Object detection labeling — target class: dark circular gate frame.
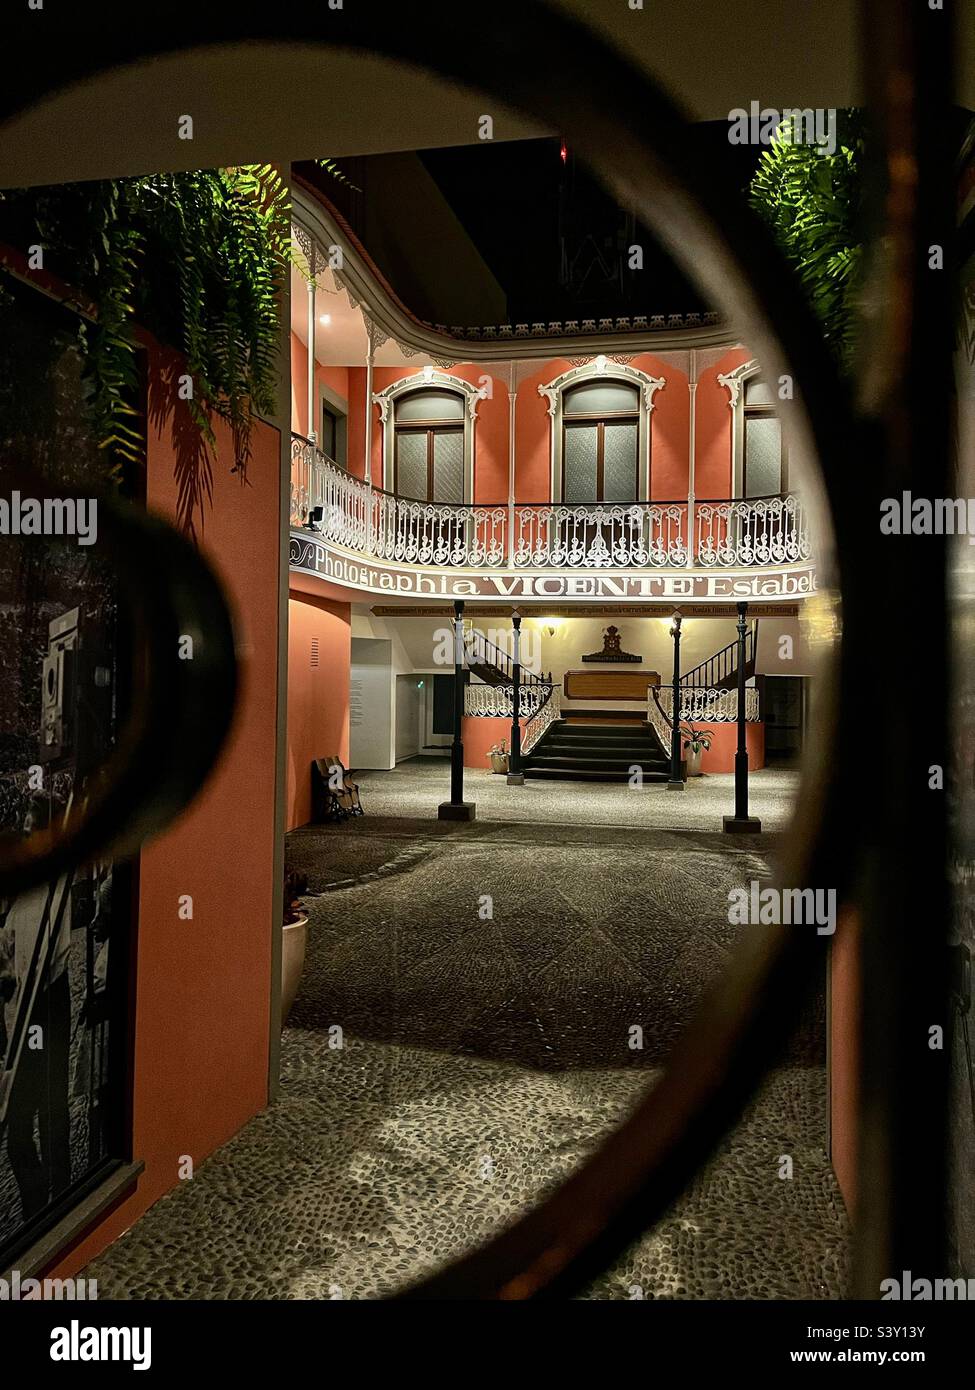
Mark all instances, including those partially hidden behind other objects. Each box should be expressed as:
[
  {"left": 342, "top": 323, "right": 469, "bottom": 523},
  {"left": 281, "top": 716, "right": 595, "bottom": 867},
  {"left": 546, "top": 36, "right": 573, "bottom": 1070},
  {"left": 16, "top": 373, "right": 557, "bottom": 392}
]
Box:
[{"left": 0, "top": 0, "right": 952, "bottom": 1299}]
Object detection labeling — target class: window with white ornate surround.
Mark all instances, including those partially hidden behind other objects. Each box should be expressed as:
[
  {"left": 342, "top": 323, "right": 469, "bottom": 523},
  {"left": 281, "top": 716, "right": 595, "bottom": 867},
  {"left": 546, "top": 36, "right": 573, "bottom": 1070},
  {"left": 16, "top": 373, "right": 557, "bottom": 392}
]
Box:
[
  {"left": 716, "top": 358, "right": 789, "bottom": 499},
  {"left": 374, "top": 369, "right": 487, "bottom": 500},
  {"left": 538, "top": 357, "right": 665, "bottom": 503}
]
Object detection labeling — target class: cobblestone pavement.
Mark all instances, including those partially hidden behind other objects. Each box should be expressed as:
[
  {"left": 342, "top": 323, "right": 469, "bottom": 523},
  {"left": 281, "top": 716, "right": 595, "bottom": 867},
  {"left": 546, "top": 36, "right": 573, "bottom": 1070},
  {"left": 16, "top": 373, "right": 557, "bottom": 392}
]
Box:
[
  {"left": 85, "top": 771, "right": 850, "bottom": 1300},
  {"left": 349, "top": 759, "right": 799, "bottom": 834}
]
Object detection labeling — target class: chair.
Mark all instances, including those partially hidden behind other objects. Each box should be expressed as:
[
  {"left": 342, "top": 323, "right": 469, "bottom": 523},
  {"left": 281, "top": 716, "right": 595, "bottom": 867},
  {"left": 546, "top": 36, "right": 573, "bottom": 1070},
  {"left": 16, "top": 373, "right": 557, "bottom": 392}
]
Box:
[{"left": 312, "top": 757, "right": 363, "bottom": 821}]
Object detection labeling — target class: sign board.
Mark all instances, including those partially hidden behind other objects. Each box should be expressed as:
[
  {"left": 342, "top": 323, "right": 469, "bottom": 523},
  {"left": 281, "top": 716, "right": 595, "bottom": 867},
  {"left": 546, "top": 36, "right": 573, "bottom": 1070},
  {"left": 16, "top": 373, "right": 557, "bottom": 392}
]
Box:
[{"left": 290, "top": 533, "right": 817, "bottom": 606}]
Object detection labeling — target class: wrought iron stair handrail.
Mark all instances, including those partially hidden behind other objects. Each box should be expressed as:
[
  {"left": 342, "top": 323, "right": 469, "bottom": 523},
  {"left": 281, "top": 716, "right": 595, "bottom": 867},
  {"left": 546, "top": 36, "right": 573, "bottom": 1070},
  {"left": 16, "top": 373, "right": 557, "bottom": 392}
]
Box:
[
  {"left": 522, "top": 685, "right": 562, "bottom": 754},
  {"left": 653, "top": 685, "right": 761, "bottom": 725},
  {"left": 681, "top": 621, "right": 758, "bottom": 690},
  {"left": 463, "top": 624, "right": 552, "bottom": 694},
  {"left": 464, "top": 681, "right": 556, "bottom": 720},
  {"left": 463, "top": 624, "right": 559, "bottom": 738}
]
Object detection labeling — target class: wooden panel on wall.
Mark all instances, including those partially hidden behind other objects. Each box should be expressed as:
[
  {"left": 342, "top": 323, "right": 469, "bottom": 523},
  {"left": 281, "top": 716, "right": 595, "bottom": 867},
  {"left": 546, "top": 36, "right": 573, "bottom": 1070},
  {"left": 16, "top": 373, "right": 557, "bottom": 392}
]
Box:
[{"left": 563, "top": 669, "right": 661, "bottom": 700}]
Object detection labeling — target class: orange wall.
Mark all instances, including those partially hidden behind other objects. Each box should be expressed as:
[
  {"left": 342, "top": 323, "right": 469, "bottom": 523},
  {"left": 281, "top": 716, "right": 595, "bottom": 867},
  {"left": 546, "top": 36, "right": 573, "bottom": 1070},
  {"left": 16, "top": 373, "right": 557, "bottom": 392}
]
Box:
[
  {"left": 287, "top": 592, "right": 351, "bottom": 829},
  {"left": 830, "top": 908, "right": 860, "bottom": 1216},
  {"left": 515, "top": 357, "right": 569, "bottom": 503},
  {"left": 330, "top": 353, "right": 748, "bottom": 506},
  {"left": 56, "top": 339, "right": 282, "bottom": 1277},
  {"left": 290, "top": 332, "right": 349, "bottom": 440},
  {"left": 462, "top": 714, "right": 526, "bottom": 769},
  {"left": 694, "top": 720, "right": 765, "bottom": 773},
  {"left": 635, "top": 352, "right": 688, "bottom": 500},
  {"left": 696, "top": 346, "right": 752, "bottom": 500}
]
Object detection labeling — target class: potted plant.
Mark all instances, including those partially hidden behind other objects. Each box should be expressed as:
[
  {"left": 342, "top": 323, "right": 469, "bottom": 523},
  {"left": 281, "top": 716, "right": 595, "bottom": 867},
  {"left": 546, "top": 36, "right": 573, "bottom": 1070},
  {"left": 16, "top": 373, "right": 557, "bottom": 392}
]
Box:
[
  {"left": 487, "top": 738, "right": 509, "bottom": 774},
  {"left": 282, "top": 867, "right": 309, "bottom": 1024},
  {"left": 680, "top": 723, "right": 712, "bottom": 778}
]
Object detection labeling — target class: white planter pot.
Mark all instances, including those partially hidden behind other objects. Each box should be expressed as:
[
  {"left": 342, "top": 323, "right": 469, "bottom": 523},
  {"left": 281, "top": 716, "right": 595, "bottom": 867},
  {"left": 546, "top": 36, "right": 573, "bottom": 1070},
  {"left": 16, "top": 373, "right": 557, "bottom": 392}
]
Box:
[
  {"left": 685, "top": 745, "right": 704, "bottom": 777},
  {"left": 282, "top": 912, "right": 308, "bottom": 1024}
]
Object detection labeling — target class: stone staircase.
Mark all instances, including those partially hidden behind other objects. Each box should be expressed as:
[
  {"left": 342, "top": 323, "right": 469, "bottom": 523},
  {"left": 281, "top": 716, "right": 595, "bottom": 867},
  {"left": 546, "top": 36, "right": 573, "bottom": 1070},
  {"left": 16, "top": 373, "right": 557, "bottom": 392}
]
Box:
[{"left": 522, "top": 716, "right": 670, "bottom": 783}]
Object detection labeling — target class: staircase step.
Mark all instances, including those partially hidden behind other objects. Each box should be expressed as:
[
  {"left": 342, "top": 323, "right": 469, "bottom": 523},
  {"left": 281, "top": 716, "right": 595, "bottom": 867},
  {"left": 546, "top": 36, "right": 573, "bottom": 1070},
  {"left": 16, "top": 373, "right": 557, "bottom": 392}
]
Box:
[
  {"left": 559, "top": 707, "right": 648, "bottom": 721},
  {"left": 551, "top": 724, "right": 652, "bottom": 740},
  {"left": 526, "top": 755, "right": 668, "bottom": 770},
  {"left": 523, "top": 767, "right": 670, "bottom": 783},
  {"left": 543, "top": 742, "right": 661, "bottom": 758}
]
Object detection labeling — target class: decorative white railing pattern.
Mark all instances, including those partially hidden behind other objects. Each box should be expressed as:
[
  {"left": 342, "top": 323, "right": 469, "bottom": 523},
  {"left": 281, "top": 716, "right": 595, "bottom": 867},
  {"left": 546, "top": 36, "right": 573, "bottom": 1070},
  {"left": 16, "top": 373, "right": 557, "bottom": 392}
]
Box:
[
  {"left": 511, "top": 502, "right": 686, "bottom": 568},
  {"left": 647, "top": 688, "right": 673, "bottom": 751},
  {"left": 371, "top": 493, "right": 508, "bottom": 567},
  {"left": 694, "top": 494, "right": 809, "bottom": 567},
  {"left": 523, "top": 686, "right": 561, "bottom": 754},
  {"left": 291, "top": 433, "right": 326, "bottom": 527},
  {"left": 465, "top": 683, "right": 555, "bottom": 719},
  {"left": 291, "top": 436, "right": 508, "bottom": 567},
  {"left": 651, "top": 686, "right": 761, "bottom": 725},
  {"left": 292, "top": 435, "right": 810, "bottom": 571}
]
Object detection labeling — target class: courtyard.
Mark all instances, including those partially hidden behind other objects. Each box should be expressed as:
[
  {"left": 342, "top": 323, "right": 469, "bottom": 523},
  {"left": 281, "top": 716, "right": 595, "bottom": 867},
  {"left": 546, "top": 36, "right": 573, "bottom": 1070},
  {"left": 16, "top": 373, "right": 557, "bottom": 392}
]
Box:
[{"left": 82, "top": 765, "right": 849, "bottom": 1299}]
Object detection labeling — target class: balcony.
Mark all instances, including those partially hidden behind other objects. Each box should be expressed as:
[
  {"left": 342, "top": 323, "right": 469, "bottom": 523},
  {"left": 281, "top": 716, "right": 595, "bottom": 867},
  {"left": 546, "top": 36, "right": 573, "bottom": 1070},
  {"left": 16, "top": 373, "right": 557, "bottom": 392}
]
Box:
[{"left": 289, "top": 435, "right": 816, "bottom": 604}]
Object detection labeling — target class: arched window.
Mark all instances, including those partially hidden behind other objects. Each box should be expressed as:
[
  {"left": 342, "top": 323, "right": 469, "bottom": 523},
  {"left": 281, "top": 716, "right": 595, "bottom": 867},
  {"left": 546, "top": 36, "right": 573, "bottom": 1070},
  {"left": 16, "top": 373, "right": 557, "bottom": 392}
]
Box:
[
  {"left": 562, "top": 380, "right": 640, "bottom": 503},
  {"left": 393, "top": 388, "right": 465, "bottom": 502},
  {"left": 375, "top": 370, "right": 483, "bottom": 500},
  {"left": 538, "top": 360, "right": 664, "bottom": 504},
  {"left": 718, "top": 360, "right": 790, "bottom": 500}
]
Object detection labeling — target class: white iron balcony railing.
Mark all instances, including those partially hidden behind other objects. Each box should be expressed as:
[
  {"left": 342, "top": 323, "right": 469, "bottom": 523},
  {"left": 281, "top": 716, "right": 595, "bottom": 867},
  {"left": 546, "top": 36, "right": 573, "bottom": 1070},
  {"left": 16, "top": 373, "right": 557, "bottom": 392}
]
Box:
[{"left": 291, "top": 435, "right": 810, "bottom": 571}]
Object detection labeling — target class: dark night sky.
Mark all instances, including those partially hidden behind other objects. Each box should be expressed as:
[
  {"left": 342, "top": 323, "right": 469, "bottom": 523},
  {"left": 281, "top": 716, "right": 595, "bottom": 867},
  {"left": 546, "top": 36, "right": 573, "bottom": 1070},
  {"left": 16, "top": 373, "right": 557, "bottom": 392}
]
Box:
[
  {"left": 306, "top": 124, "right": 766, "bottom": 327},
  {"left": 416, "top": 125, "right": 763, "bottom": 324}
]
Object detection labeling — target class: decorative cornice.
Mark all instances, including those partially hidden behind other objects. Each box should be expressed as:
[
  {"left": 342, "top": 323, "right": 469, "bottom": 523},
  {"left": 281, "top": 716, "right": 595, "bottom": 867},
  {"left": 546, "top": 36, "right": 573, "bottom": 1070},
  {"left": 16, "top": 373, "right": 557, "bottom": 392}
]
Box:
[
  {"left": 429, "top": 312, "right": 722, "bottom": 342},
  {"left": 538, "top": 356, "right": 666, "bottom": 416},
  {"left": 717, "top": 358, "right": 760, "bottom": 408},
  {"left": 361, "top": 310, "right": 389, "bottom": 354},
  {"left": 373, "top": 366, "right": 488, "bottom": 421}
]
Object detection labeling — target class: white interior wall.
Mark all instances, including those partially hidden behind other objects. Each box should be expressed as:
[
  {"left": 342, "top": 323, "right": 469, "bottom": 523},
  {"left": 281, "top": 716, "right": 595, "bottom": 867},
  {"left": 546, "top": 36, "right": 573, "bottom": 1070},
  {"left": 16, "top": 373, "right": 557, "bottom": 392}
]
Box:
[
  {"left": 352, "top": 610, "right": 814, "bottom": 726},
  {"left": 350, "top": 636, "right": 394, "bottom": 769},
  {"left": 756, "top": 616, "right": 817, "bottom": 676},
  {"left": 395, "top": 675, "right": 424, "bottom": 761}
]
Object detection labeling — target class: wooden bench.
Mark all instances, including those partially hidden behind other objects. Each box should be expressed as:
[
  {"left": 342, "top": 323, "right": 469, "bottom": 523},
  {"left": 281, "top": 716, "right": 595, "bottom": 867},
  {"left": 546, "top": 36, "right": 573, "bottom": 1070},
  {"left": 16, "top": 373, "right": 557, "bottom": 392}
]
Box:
[{"left": 311, "top": 757, "right": 364, "bottom": 822}]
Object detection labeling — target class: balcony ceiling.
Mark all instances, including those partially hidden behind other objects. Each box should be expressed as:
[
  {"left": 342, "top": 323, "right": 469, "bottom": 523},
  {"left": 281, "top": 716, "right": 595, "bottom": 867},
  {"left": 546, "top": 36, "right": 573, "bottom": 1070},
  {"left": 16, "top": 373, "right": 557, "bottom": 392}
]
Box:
[{"left": 290, "top": 260, "right": 420, "bottom": 369}]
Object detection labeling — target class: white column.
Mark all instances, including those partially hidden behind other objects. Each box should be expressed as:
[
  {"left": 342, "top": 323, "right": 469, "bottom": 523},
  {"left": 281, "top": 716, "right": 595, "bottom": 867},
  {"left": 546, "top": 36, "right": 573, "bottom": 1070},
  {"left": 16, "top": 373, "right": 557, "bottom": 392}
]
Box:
[
  {"left": 364, "top": 339, "right": 375, "bottom": 551},
  {"left": 686, "top": 349, "right": 698, "bottom": 567},
  {"left": 306, "top": 276, "right": 316, "bottom": 444},
  {"left": 507, "top": 362, "right": 516, "bottom": 567}
]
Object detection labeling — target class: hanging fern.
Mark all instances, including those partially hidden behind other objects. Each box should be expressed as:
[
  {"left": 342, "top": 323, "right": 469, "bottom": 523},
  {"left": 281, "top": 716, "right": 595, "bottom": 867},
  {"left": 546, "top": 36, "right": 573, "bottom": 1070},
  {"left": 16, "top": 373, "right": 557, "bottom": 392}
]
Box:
[
  {"left": 1, "top": 165, "right": 296, "bottom": 484},
  {"left": 314, "top": 157, "right": 360, "bottom": 191},
  {"left": 749, "top": 111, "right": 865, "bottom": 371}
]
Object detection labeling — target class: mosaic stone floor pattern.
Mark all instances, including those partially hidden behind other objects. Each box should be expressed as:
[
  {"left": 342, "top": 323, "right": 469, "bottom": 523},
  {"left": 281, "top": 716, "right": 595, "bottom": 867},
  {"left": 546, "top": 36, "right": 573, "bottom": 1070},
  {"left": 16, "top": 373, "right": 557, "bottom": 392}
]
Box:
[{"left": 84, "top": 794, "right": 850, "bottom": 1300}]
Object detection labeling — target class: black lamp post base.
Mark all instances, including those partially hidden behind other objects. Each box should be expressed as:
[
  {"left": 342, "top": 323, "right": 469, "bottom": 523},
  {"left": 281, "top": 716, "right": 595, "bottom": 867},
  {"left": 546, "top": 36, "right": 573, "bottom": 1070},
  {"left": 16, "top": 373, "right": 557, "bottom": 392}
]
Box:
[
  {"left": 666, "top": 779, "right": 685, "bottom": 792},
  {"left": 506, "top": 771, "right": 525, "bottom": 786},
  {"left": 438, "top": 801, "right": 477, "bottom": 821},
  {"left": 723, "top": 814, "right": 762, "bottom": 834}
]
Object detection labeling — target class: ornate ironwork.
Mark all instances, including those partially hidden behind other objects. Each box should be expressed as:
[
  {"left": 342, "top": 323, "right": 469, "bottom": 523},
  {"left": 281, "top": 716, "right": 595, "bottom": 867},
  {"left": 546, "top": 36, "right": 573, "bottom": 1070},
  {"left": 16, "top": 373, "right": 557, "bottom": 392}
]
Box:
[
  {"left": 464, "top": 682, "right": 554, "bottom": 719},
  {"left": 695, "top": 494, "right": 809, "bottom": 567},
  {"left": 652, "top": 685, "right": 760, "bottom": 725},
  {"left": 522, "top": 685, "right": 561, "bottom": 754},
  {"left": 511, "top": 502, "right": 688, "bottom": 568},
  {"left": 293, "top": 435, "right": 810, "bottom": 574}
]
